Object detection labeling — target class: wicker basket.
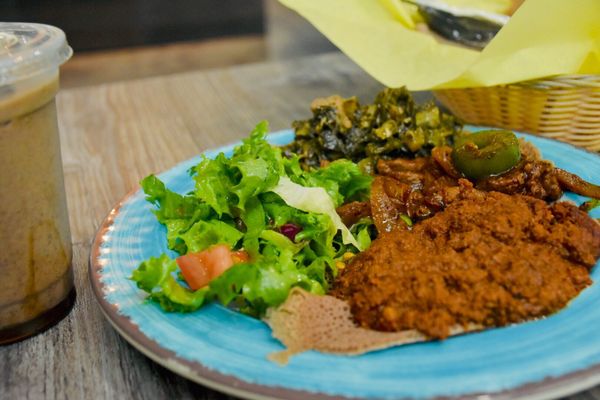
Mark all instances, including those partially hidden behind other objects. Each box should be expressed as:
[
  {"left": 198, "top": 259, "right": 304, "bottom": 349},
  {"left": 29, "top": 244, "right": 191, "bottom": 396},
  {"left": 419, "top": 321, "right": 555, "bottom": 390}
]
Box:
[{"left": 433, "top": 75, "right": 600, "bottom": 151}]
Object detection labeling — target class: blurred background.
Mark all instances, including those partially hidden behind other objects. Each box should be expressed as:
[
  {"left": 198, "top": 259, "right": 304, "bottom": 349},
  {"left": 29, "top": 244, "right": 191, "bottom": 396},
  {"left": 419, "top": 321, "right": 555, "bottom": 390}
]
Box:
[{"left": 2, "top": 0, "right": 338, "bottom": 88}]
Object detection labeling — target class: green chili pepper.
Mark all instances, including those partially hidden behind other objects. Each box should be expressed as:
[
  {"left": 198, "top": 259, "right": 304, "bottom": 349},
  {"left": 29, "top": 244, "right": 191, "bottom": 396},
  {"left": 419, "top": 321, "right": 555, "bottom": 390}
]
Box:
[
  {"left": 399, "top": 214, "right": 413, "bottom": 227},
  {"left": 452, "top": 130, "right": 521, "bottom": 180},
  {"left": 580, "top": 198, "right": 600, "bottom": 213}
]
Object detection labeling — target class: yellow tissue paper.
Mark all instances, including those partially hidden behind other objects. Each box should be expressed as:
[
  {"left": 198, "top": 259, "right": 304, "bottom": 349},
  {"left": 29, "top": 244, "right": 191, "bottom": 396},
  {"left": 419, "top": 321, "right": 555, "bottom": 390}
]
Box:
[
  {"left": 378, "top": 0, "right": 419, "bottom": 28},
  {"left": 278, "top": 0, "right": 600, "bottom": 90},
  {"left": 442, "top": 0, "right": 513, "bottom": 15}
]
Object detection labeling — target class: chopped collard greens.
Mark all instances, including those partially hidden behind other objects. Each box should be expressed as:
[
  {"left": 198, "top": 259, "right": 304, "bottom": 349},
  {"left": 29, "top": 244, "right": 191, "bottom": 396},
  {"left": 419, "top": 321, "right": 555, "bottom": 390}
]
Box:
[{"left": 282, "top": 87, "right": 463, "bottom": 171}]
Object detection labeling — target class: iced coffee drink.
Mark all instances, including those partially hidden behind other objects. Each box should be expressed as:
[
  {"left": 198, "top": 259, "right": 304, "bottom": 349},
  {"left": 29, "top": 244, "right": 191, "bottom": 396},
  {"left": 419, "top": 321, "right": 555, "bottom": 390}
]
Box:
[{"left": 0, "top": 23, "right": 74, "bottom": 344}]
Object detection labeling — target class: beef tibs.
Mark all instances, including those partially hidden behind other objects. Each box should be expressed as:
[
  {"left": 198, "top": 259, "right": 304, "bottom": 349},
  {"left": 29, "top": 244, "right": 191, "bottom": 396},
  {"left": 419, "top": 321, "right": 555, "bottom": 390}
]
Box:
[
  {"left": 371, "top": 150, "right": 460, "bottom": 233},
  {"left": 336, "top": 201, "right": 371, "bottom": 227},
  {"left": 332, "top": 181, "right": 600, "bottom": 339},
  {"left": 353, "top": 140, "right": 600, "bottom": 233}
]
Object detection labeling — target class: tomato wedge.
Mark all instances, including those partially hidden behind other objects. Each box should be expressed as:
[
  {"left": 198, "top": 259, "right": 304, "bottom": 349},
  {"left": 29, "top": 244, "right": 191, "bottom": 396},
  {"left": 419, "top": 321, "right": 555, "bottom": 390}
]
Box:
[
  {"left": 231, "top": 250, "right": 249, "bottom": 264},
  {"left": 176, "top": 253, "right": 211, "bottom": 290},
  {"left": 176, "top": 245, "right": 249, "bottom": 290},
  {"left": 205, "top": 244, "right": 235, "bottom": 277}
]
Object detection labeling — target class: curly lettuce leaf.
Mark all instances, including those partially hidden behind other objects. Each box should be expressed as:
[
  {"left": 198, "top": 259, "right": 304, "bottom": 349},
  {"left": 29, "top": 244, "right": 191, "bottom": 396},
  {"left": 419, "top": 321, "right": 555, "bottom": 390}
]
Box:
[
  {"left": 240, "top": 196, "right": 266, "bottom": 258},
  {"left": 141, "top": 175, "right": 210, "bottom": 222},
  {"left": 141, "top": 175, "right": 214, "bottom": 254},
  {"left": 301, "top": 159, "right": 373, "bottom": 207},
  {"left": 194, "top": 153, "right": 236, "bottom": 216},
  {"left": 352, "top": 217, "right": 375, "bottom": 251},
  {"left": 178, "top": 219, "right": 243, "bottom": 253},
  {"left": 229, "top": 122, "right": 285, "bottom": 208},
  {"left": 193, "top": 121, "right": 285, "bottom": 215},
  {"left": 164, "top": 219, "right": 189, "bottom": 255},
  {"left": 259, "top": 229, "right": 305, "bottom": 255},
  {"left": 149, "top": 278, "right": 208, "bottom": 313}
]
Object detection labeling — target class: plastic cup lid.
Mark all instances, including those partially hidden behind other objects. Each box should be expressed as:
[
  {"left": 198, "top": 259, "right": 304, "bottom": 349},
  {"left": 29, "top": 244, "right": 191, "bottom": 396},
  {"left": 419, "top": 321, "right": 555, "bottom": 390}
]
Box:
[{"left": 0, "top": 23, "right": 72, "bottom": 86}]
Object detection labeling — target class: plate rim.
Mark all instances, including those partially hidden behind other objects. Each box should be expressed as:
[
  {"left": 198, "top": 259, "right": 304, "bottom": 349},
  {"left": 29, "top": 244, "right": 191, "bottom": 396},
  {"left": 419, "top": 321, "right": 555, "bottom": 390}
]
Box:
[{"left": 89, "top": 130, "right": 600, "bottom": 400}]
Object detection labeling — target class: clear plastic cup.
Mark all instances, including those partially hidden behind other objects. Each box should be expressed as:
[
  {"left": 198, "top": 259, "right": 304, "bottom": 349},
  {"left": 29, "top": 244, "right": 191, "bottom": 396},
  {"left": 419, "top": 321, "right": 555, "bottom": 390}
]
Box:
[{"left": 0, "top": 23, "right": 74, "bottom": 344}]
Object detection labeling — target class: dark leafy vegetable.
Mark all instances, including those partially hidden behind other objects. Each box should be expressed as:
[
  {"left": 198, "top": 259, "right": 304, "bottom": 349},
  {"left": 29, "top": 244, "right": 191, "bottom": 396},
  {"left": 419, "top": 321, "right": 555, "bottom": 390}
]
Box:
[
  {"left": 282, "top": 87, "right": 462, "bottom": 170},
  {"left": 452, "top": 130, "right": 521, "bottom": 180}
]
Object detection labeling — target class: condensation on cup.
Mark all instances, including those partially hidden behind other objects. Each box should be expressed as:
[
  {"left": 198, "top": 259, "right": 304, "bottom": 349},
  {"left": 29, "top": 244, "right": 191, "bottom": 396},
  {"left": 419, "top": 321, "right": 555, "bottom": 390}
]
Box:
[{"left": 0, "top": 23, "right": 74, "bottom": 344}]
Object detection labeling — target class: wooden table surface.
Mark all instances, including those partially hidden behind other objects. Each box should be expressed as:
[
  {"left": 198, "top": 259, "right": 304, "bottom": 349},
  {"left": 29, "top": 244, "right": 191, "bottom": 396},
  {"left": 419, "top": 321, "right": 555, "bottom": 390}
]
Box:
[{"left": 1, "top": 52, "right": 599, "bottom": 400}]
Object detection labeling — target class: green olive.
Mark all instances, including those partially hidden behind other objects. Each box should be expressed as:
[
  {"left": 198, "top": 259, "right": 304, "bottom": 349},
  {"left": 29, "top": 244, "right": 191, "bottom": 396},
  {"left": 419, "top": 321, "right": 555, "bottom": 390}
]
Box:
[{"left": 452, "top": 130, "right": 521, "bottom": 180}]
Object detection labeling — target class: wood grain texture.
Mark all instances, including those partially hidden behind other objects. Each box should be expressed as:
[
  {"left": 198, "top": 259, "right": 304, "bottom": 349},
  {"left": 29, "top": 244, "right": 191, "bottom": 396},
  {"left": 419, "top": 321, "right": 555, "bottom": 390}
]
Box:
[
  {"left": 60, "top": 36, "right": 267, "bottom": 89},
  {"left": 0, "top": 52, "right": 598, "bottom": 400}
]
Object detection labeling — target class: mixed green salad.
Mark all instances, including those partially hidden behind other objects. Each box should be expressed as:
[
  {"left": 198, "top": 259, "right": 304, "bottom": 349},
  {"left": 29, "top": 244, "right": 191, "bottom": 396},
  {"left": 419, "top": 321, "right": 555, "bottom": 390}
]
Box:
[{"left": 131, "top": 121, "right": 374, "bottom": 316}]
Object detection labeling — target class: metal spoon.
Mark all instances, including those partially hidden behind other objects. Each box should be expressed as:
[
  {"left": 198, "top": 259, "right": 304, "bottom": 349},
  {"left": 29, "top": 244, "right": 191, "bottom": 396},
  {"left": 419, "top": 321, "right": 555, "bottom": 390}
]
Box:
[{"left": 404, "top": 0, "right": 509, "bottom": 49}]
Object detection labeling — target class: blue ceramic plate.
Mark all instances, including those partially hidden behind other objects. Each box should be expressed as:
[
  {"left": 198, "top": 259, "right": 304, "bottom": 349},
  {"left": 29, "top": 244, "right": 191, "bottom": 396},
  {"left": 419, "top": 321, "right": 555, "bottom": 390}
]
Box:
[{"left": 90, "top": 128, "right": 600, "bottom": 400}]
